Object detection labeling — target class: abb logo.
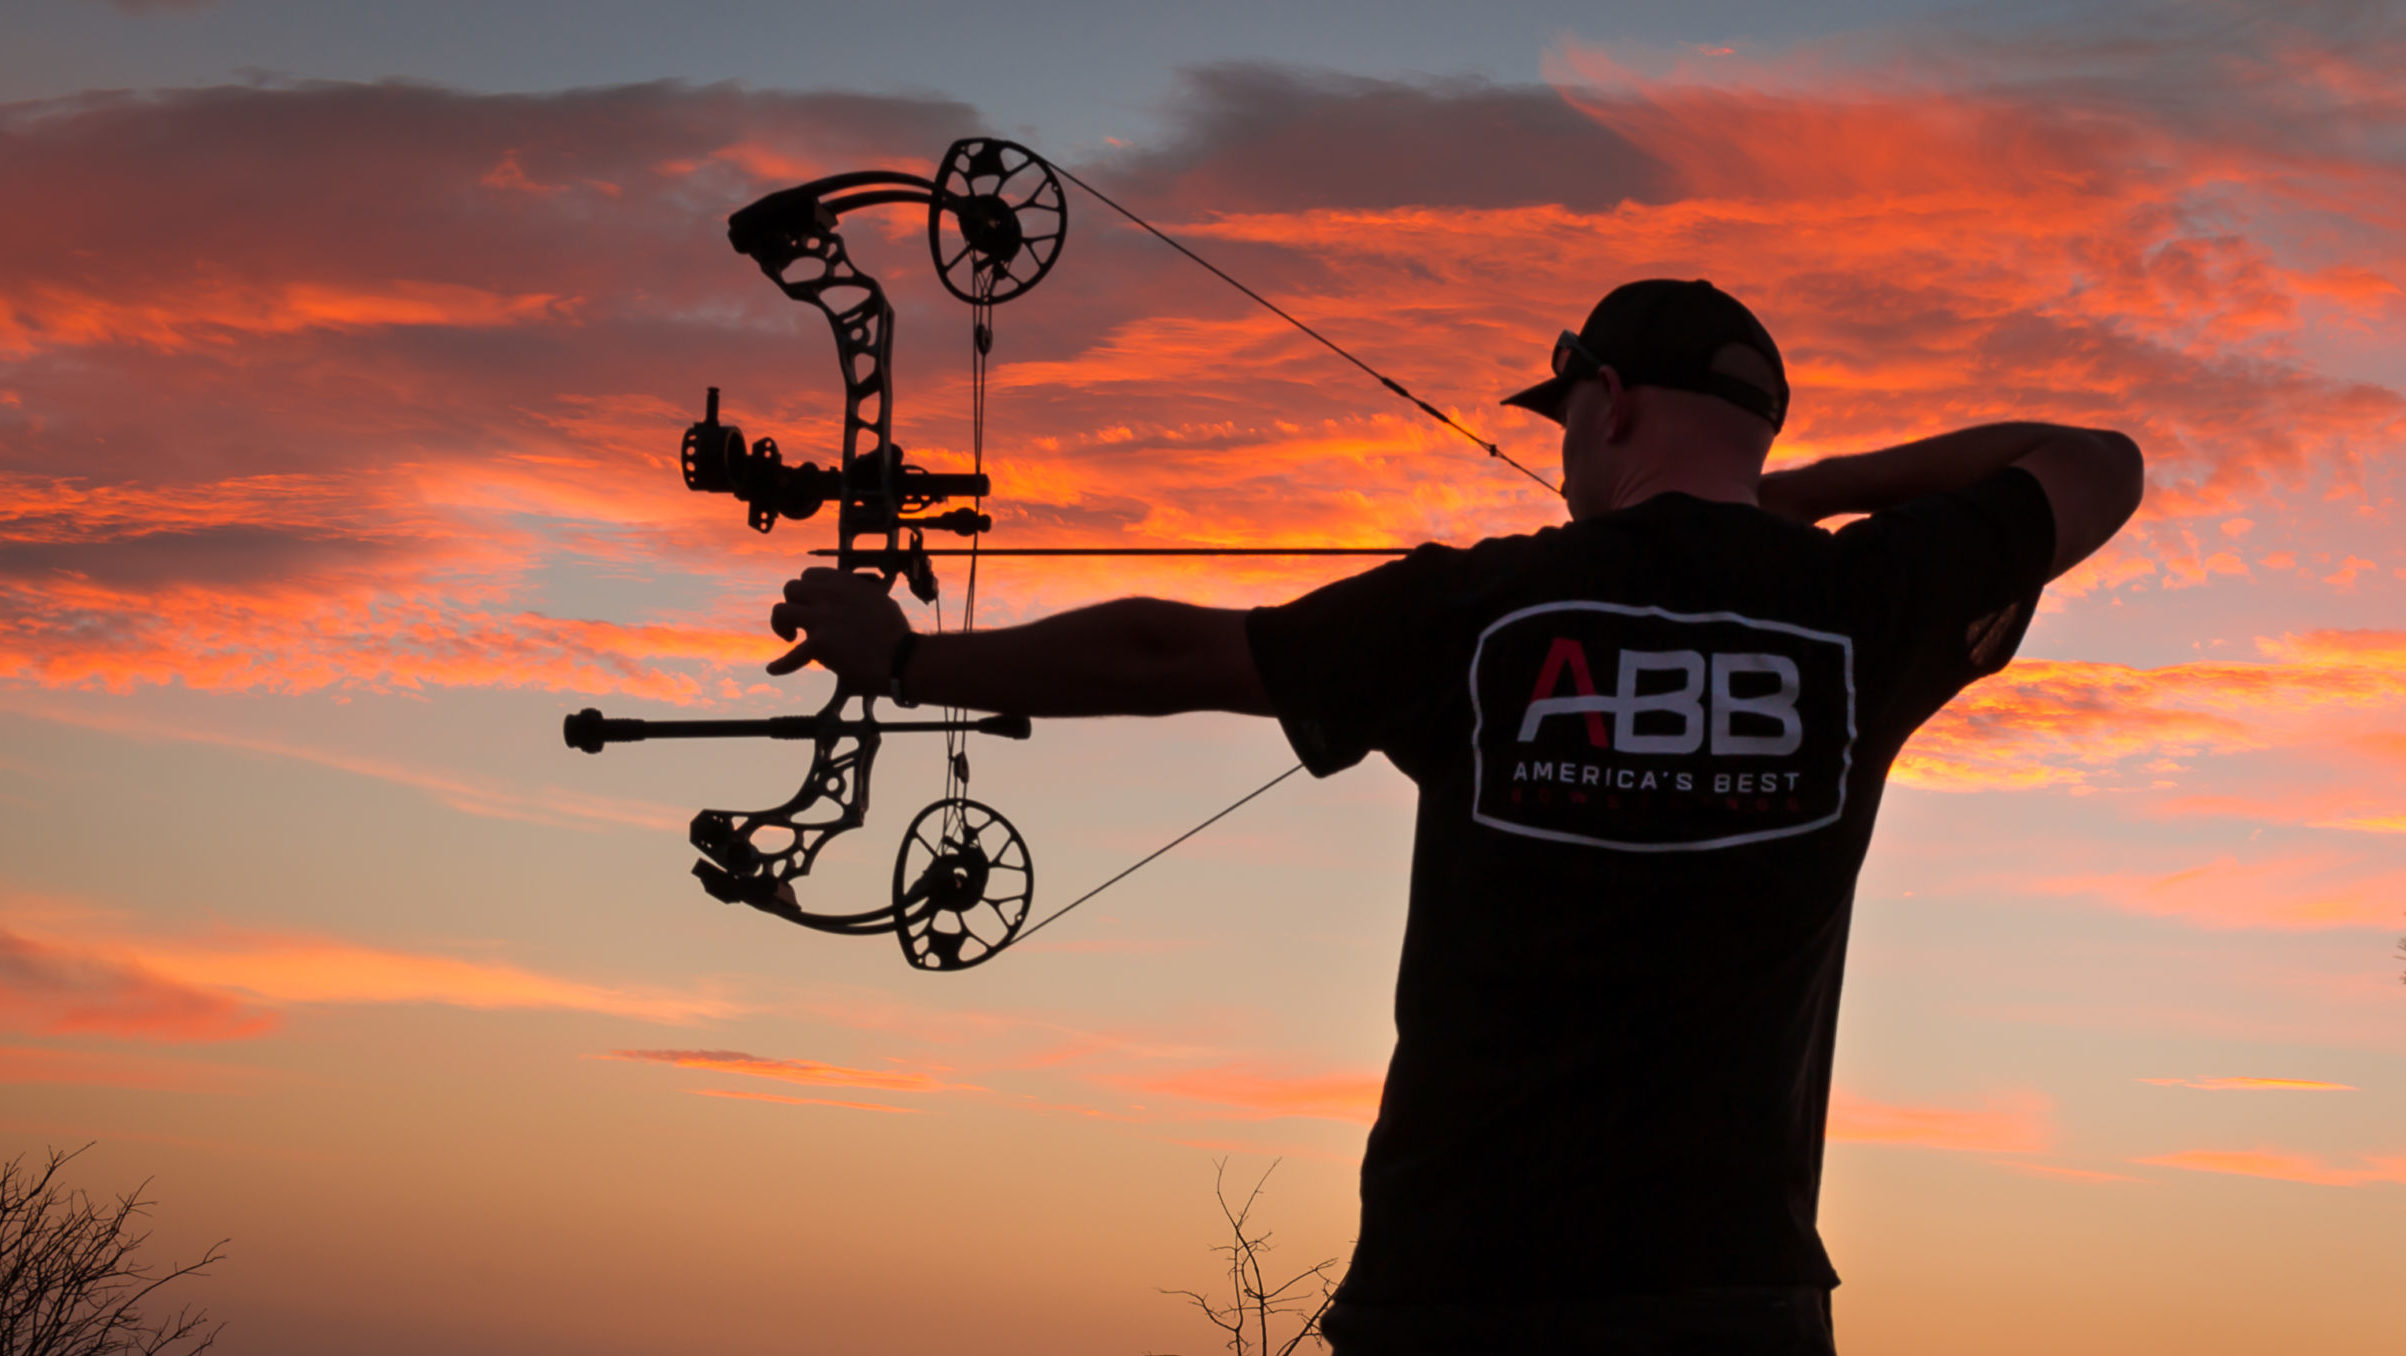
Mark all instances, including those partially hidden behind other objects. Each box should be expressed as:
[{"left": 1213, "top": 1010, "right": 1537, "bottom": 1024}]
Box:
[
  {"left": 1470, "top": 600, "right": 1857, "bottom": 852},
  {"left": 1519, "top": 639, "right": 1802, "bottom": 757}
]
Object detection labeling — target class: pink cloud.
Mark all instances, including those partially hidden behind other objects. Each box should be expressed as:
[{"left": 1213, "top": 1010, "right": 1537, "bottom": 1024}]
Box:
[
  {"left": 2035, "top": 852, "right": 2406, "bottom": 930},
  {"left": 2138, "top": 1076, "right": 2357, "bottom": 1091},
  {"left": 0, "top": 927, "right": 275, "bottom": 1042},
  {"left": 1994, "top": 1161, "right": 2141, "bottom": 1184},
  {"left": 600, "top": 1047, "right": 979, "bottom": 1094},
  {"left": 2137, "top": 1148, "right": 2406, "bottom": 1188},
  {"left": 4, "top": 697, "right": 688, "bottom": 833},
  {"left": 126, "top": 936, "right": 738, "bottom": 1022},
  {"left": 1895, "top": 648, "right": 2406, "bottom": 794},
  {"left": 0, "top": 1043, "right": 267, "bottom": 1092},
  {"left": 0, "top": 49, "right": 2399, "bottom": 709},
  {"left": 689, "top": 1088, "right": 921, "bottom": 1114},
  {"left": 1539, "top": 27, "right": 2406, "bottom": 522},
  {"left": 1102, "top": 1063, "right": 1385, "bottom": 1124},
  {"left": 0, "top": 279, "right": 572, "bottom": 358},
  {"left": 1, "top": 900, "right": 740, "bottom": 1033},
  {"left": 1826, "top": 1088, "right": 2052, "bottom": 1154}
]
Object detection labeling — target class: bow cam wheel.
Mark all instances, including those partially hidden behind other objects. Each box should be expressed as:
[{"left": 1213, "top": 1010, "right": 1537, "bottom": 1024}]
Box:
[
  {"left": 928, "top": 138, "right": 1066, "bottom": 305},
  {"left": 892, "top": 797, "right": 1034, "bottom": 970}
]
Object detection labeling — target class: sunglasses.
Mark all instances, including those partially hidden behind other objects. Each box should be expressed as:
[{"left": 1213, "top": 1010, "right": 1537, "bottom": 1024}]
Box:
[{"left": 1551, "top": 329, "right": 1609, "bottom": 383}]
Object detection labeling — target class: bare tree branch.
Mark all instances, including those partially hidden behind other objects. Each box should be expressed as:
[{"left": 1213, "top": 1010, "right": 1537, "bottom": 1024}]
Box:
[
  {"left": 1146, "top": 1159, "right": 1341, "bottom": 1356},
  {"left": 0, "top": 1145, "right": 225, "bottom": 1356}
]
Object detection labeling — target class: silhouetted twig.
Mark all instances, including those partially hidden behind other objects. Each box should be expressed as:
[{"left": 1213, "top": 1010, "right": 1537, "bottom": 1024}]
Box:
[
  {"left": 0, "top": 1144, "right": 225, "bottom": 1356},
  {"left": 1146, "top": 1159, "right": 1340, "bottom": 1356}
]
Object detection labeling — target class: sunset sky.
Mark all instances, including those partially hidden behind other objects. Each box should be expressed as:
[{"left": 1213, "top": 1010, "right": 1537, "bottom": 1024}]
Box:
[{"left": 2, "top": 1, "right": 2402, "bottom": 1353}]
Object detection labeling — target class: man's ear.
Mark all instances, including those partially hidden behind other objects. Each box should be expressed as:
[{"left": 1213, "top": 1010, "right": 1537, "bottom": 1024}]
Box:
[{"left": 1598, "top": 367, "right": 1631, "bottom": 443}]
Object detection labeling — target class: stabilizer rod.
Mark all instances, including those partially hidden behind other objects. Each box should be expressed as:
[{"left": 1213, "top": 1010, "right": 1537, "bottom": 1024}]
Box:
[{"left": 564, "top": 707, "right": 1032, "bottom": 754}]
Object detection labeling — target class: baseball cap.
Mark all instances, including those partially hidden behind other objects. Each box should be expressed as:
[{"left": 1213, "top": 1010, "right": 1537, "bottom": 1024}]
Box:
[{"left": 1502, "top": 279, "right": 1788, "bottom": 432}]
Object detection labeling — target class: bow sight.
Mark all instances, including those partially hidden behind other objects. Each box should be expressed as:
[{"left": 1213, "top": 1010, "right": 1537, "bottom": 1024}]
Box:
[
  {"left": 564, "top": 137, "right": 1064, "bottom": 972},
  {"left": 679, "top": 386, "right": 990, "bottom": 603}
]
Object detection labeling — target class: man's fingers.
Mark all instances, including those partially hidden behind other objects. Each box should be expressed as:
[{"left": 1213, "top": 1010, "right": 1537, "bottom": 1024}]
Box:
[
  {"left": 769, "top": 567, "right": 900, "bottom": 679},
  {"left": 771, "top": 594, "right": 845, "bottom": 641},
  {"left": 782, "top": 568, "right": 856, "bottom": 607}
]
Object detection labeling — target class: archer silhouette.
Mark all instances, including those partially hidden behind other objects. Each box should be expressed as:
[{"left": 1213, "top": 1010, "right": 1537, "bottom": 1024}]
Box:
[{"left": 771, "top": 279, "right": 2144, "bottom": 1355}]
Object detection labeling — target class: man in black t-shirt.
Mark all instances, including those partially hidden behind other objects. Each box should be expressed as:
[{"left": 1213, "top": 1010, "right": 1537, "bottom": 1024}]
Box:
[{"left": 770, "top": 279, "right": 2144, "bottom": 1355}]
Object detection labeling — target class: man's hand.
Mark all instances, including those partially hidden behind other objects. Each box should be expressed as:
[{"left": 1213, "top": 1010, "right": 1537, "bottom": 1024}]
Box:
[
  {"left": 1756, "top": 424, "right": 2143, "bottom": 579},
  {"left": 766, "top": 568, "right": 910, "bottom": 681}
]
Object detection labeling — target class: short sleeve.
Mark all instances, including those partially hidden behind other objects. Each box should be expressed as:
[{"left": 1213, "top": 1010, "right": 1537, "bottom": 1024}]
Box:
[
  {"left": 1834, "top": 465, "right": 2057, "bottom": 687},
  {"left": 1244, "top": 544, "right": 1478, "bottom": 778}
]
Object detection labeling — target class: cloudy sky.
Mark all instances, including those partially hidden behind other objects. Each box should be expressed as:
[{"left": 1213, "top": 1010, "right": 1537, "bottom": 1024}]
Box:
[{"left": 2, "top": 2, "right": 2401, "bottom": 1353}]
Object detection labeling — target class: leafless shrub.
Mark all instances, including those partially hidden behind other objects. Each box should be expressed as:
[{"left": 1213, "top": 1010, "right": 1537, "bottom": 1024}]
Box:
[
  {"left": 1149, "top": 1158, "right": 1341, "bottom": 1356},
  {"left": 0, "top": 1145, "right": 225, "bottom": 1356}
]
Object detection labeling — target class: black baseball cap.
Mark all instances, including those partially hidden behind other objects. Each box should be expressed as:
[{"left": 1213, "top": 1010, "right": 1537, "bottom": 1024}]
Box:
[{"left": 1503, "top": 279, "right": 1788, "bottom": 432}]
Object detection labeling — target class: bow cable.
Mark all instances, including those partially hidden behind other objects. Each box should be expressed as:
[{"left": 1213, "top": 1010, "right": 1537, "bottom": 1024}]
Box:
[
  {"left": 1044, "top": 161, "right": 1562, "bottom": 498},
  {"left": 1015, "top": 762, "right": 1306, "bottom": 946}
]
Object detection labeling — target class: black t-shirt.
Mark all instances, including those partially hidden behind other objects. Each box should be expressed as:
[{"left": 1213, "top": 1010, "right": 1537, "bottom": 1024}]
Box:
[{"left": 1244, "top": 468, "right": 2056, "bottom": 1313}]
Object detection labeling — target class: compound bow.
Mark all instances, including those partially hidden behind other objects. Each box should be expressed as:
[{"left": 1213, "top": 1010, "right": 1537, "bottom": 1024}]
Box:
[{"left": 564, "top": 136, "right": 1554, "bottom": 972}]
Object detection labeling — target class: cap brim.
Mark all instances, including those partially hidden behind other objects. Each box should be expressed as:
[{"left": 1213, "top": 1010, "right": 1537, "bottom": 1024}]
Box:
[{"left": 1501, "top": 373, "right": 1574, "bottom": 424}]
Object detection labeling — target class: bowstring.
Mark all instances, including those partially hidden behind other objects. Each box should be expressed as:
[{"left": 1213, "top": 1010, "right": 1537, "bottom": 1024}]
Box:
[
  {"left": 1043, "top": 160, "right": 1562, "bottom": 498},
  {"left": 941, "top": 279, "right": 995, "bottom": 847}
]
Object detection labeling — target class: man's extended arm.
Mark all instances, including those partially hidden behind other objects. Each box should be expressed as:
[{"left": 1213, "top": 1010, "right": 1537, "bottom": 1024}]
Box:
[
  {"left": 767, "top": 572, "right": 1272, "bottom": 718},
  {"left": 1758, "top": 422, "right": 2145, "bottom": 579}
]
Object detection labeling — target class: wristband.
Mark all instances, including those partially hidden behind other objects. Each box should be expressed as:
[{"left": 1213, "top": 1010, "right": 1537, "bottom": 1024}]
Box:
[{"left": 886, "top": 630, "right": 921, "bottom": 708}]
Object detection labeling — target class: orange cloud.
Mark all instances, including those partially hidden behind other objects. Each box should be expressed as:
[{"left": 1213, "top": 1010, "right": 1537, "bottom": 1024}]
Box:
[
  {"left": 0, "top": 57, "right": 2399, "bottom": 741},
  {"left": 602, "top": 1048, "right": 980, "bottom": 1094},
  {"left": 1896, "top": 649, "right": 2406, "bottom": 793},
  {"left": 2258, "top": 629, "right": 2406, "bottom": 668},
  {"left": 2036, "top": 852, "right": 2406, "bottom": 930},
  {"left": 1529, "top": 23, "right": 2406, "bottom": 557},
  {"left": 0, "top": 927, "right": 275, "bottom": 1042},
  {"left": 2136, "top": 1148, "right": 2406, "bottom": 1188},
  {"left": 126, "top": 937, "right": 738, "bottom": 1022},
  {"left": 4, "top": 698, "right": 688, "bottom": 833},
  {"left": 1995, "top": 1161, "right": 2140, "bottom": 1184},
  {"left": 1, "top": 903, "right": 739, "bottom": 1031},
  {"left": 689, "top": 1088, "right": 920, "bottom": 1114},
  {"left": 0, "top": 1043, "right": 268, "bottom": 1093},
  {"left": 1826, "top": 1088, "right": 2051, "bottom": 1154},
  {"left": 2139, "top": 1076, "right": 2357, "bottom": 1092},
  {"left": 1104, "top": 1063, "right": 1385, "bottom": 1124},
  {"left": 0, "top": 280, "right": 573, "bottom": 358}
]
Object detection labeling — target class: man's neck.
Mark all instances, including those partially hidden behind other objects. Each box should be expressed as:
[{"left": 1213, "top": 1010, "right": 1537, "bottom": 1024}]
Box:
[{"left": 1571, "top": 461, "right": 1763, "bottom": 518}]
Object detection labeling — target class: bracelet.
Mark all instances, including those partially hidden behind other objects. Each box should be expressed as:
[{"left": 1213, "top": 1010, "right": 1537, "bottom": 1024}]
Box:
[{"left": 886, "top": 630, "right": 921, "bottom": 708}]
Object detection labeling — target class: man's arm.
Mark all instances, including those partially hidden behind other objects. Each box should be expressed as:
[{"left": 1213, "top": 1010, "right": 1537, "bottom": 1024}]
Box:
[
  {"left": 767, "top": 570, "right": 1273, "bottom": 717},
  {"left": 1759, "top": 422, "right": 2145, "bottom": 579}
]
